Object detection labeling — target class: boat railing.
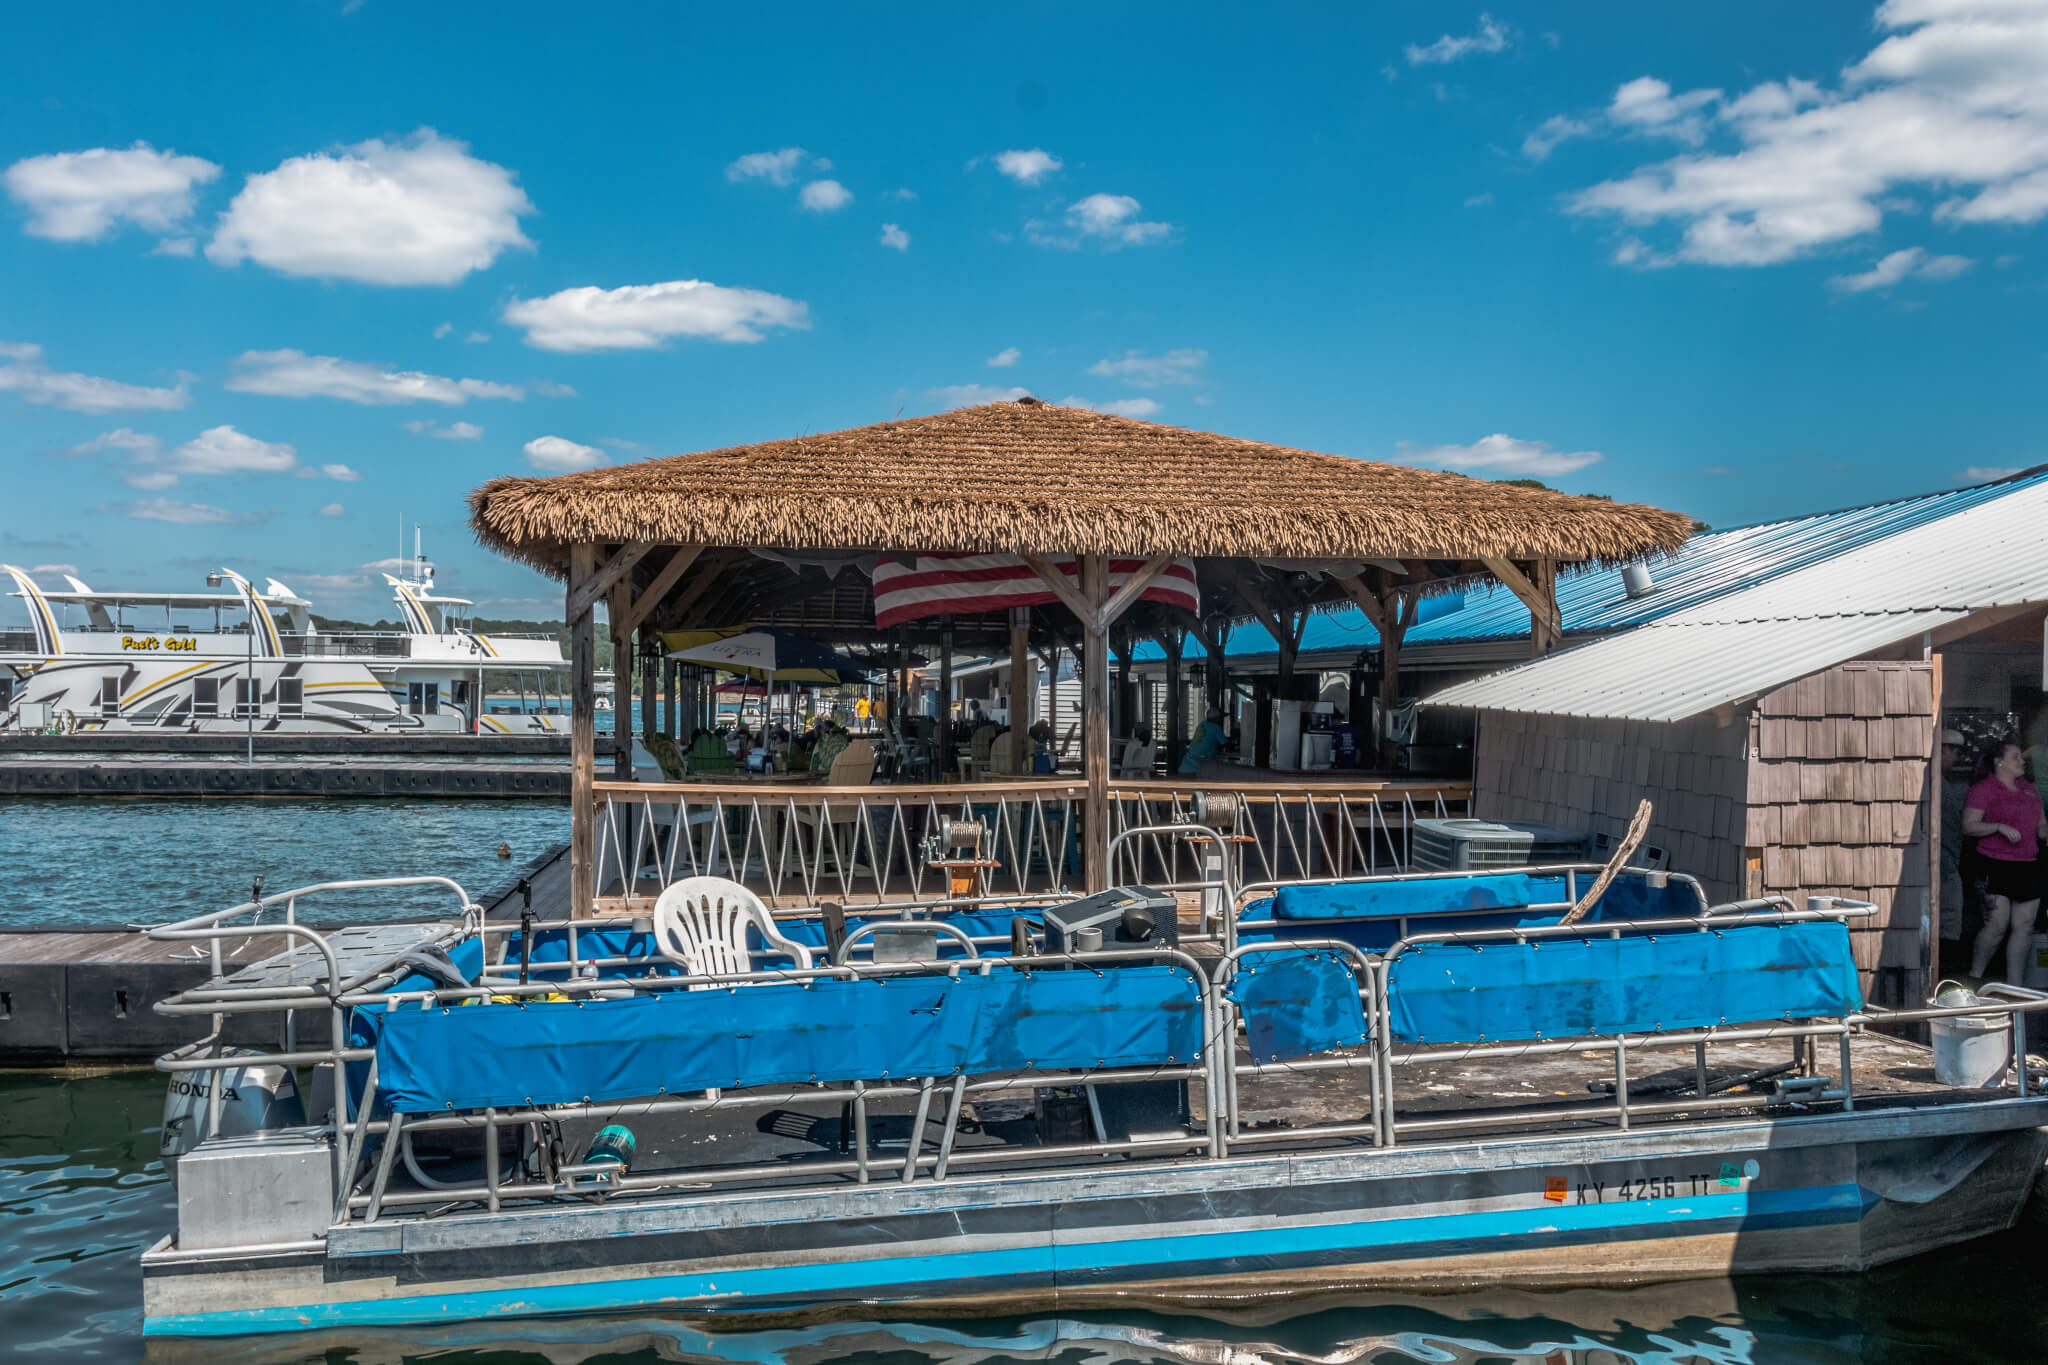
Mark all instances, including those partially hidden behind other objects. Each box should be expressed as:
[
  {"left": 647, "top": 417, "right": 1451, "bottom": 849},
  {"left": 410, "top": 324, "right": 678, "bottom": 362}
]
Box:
[
  {"left": 280, "top": 632, "right": 412, "bottom": 658},
  {"left": 144, "top": 878, "right": 2048, "bottom": 1237},
  {"left": 591, "top": 776, "right": 1472, "bottom": 911}
]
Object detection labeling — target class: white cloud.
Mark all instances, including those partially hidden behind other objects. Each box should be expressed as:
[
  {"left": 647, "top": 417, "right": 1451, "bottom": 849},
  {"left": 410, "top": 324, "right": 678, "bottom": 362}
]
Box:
[
  {"left": 1565, "top": 1, "right": 2048, "bottom": 266},
  {"left": 3, "top": 142, "right": 221, "bottom": 241},
  {"left": 151, "top": 236, "right": 196, "bottom": 257},
  {"left": 1960, "top": 464, "right": 2023, "bottom": 482},
  {"left": 1032, "top": 193, "right": 1175, "bottom": 248},
  {"left": 503, "top": 279, "right": 810, "bottom": 351},
  {"left": 1086, "top": 347, "right": 1207, "bottom": 388},
  {"left": 885, "top": 187, "right": 918, "bottom": 201},
  {"left": 1060, "top": 395, "right": 1162, "bottom": 418},
  {"left": 123, "top": 469, "right": 179, "bottom": 491},
  {"left": 987, "top": 346, "right": 1021, "bottom": 368},
  {"left": 1827, "top": 245, "right": 1974, "bottom": 291},
  {"left": 168, "top": 425, "right": 298, "bottom": 476},
  {"left": 523, "top": 435, "right": 605, "bottom": 471},
  {"left": 927, "top": 384, "right": 1029, "bottom": 408},
  {"left": 226, "top": 349, "right": 524, "bottom": 405},
  {"left": 1523, "top": 114, "right": 1591, "bottom": 162},
  {"left": 104, "top": 497, "right": 264, "bottom": 525},
  {"left": 725, "top": 148, "right": 812, "bottom": 185},
  {"left": 601, "top": 437, "right": 646, "bottom": 452},
  {"left": 1406, "top": 14, "right": 1510, "bottom": 66},
  {"left": 994, "top": 148, "right": 1063, "bottom": 184},
  {"left": 67, "top": 427, "right": 162, "bottom": 460},
  {"left": 0, "top": 341, "right": 190, "bottom": 414},
  {"left": 206, "top": 129, "right": 534, "bottom": 285},
  {"left": 799, "top": 179, "right": 852, "bottom": 212},
  {"left": 433, "top": 322, "right": 454, "bottom": 339},
  {"left": 403, "top": 419, "right": 484, "bottom": 440},
  {"left": 1464, "top": 192, "right": 1495, "bottom": 208},
  {"left": 879, "top": 222, "right": 910, "bottom": 250},
  {"left": 531, "top": 379, "right": 577, "bottom": 398},
  {"left": 1607, "top": 77, "right": 1722, "bottom": 146},
  {"left": 27, "top": 563, "right": 78, "bottom": 576},
  {"left": 465, "top": 331, "right": 489, "bottom": 344},
  {"left": 316, "top": 503, "right": 346, "bottom": 518},
  {"left": 321, "top": 463, "right": 362, "bottom": 481},
  {"left": 1400, "top": 433, "right": 1603, "bottom": 476}
]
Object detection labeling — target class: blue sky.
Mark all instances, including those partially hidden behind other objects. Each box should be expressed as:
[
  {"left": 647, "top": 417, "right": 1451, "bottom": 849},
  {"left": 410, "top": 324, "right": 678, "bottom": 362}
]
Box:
[{"left": 2, "top": 1, "right": 2043, "bottom": 619}]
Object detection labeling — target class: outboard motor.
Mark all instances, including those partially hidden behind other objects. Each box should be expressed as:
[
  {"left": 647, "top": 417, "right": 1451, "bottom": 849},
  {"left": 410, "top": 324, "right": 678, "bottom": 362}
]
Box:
[{"left": 160, "top": 1048, "right": 306, "bottom": 1186}]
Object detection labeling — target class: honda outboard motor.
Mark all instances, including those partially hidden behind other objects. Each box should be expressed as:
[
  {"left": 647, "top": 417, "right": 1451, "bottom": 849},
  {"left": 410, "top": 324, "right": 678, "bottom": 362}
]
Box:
[{"left": 160, "top": 1048, "right": 306, "bottom": 1185}]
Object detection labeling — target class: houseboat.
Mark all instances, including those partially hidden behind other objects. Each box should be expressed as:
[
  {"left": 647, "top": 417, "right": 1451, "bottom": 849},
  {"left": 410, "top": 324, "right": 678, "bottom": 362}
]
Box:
[{"left": 2, "top": 553, "right": 569, "bottom": 737}]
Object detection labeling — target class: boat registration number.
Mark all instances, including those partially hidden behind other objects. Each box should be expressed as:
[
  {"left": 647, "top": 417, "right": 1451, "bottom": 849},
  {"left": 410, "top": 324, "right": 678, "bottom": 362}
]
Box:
[{"left": 1546, "top": 1167, "right": 1747, "bottom": 1204}]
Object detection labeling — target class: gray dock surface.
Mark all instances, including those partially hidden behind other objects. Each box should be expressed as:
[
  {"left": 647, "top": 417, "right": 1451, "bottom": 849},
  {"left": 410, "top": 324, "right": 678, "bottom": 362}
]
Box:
[{"left": 0, "top": 759, "right": 571, "bottom": 799}]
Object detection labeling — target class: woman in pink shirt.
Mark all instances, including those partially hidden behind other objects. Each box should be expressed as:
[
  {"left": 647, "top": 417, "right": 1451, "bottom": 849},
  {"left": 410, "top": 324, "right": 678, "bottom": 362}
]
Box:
[{"left": 1964, "top": 739, "right": 2048, "bottom": 984}]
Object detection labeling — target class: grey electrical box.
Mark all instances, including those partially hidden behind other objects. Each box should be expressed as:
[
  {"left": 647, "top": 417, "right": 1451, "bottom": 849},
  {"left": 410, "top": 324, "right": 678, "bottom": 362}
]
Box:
[
  {"left": 175, "top": 1126, "right": 334, "bottom": 1251},
  {"left": 1040, "top": 885, "right": 1178, "bottom": 953}
]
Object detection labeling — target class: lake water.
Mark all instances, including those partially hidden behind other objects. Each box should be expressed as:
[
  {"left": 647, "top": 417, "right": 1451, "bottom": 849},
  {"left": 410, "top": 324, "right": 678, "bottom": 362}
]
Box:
[
  {"left": 7, "top": 1068, "right": 2048, "bottom": 1363},
  {"left": 0, "top": 799, "right": 569, "bottom": 928}
]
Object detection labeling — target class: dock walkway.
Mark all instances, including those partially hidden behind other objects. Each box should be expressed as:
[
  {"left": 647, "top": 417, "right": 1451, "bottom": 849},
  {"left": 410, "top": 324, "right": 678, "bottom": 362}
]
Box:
[{"left": 0, "top": 759, "right": 569, "bottom": 799}]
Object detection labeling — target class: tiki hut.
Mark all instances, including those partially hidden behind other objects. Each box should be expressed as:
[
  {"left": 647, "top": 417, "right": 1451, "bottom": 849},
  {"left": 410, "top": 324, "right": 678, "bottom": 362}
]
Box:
[{"left": 469, "top": 398, "right": 1692, "bottom": 909}]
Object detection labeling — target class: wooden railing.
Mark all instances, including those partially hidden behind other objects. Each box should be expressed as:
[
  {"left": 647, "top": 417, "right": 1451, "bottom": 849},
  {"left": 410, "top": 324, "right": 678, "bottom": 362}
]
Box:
[{"left": 590, "top": 776, "right": 1471, "bottom": 909}]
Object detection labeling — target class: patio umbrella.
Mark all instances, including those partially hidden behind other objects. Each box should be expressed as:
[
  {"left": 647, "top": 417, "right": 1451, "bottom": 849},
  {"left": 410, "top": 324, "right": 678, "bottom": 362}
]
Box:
[{"left": 663, "top": 627, "right": 872, "bottom": 684}]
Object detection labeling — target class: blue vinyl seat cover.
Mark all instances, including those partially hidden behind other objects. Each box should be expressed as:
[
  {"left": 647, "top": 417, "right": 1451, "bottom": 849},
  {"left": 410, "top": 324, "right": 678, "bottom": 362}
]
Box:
[
  {"left": 1226, "top": 950, "right": 1370, "bottom": 1063},
  {"left": 1237, "top": 873, "right": 1696, "bottom": 954},
  {"left": 375, "top": 961, "right": 1202, "bottom": 1114},
  {"left": 345, "top": 935, "right": 486, "bottom": 1113},
  {"left": 1384, "top": 920, "right": 1862, "bottom": 1045}
]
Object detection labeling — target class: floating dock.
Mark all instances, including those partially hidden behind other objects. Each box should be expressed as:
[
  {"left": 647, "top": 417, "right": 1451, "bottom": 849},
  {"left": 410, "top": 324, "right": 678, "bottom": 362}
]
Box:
[
  {"left": 0, "top": 759, "right": 571, "bottom": 799},
  {"left": 0, "top": 845, "right": 569, "bottom": 1065}
]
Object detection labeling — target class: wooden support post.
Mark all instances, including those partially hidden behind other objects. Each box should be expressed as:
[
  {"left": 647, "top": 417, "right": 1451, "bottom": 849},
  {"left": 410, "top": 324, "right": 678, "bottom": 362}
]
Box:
[
  {"left": 1337, "top": 574, "right": 1416, "bottom": 768},
  {"left": 1159, "top": 628, "right": 1185, "bottom": 773},
  {"left": 1081, "top": 554, "right": 1111, "bottom": 893},
  {"left": 640, "top": 638, "right": 657, "bottom": 744},
  {"left": 1010, "top": 607, "right": 1032, "bottom": 740},
  {"left": 609, "top": 583, "right": 633, "bottom": 780},
  {"left": 1478, "top": 555, "right": 1563, "bottom": 656},
  {"left": 939, "top": 624, "right": 954, "bottom": 743},
  {"left": 568, "top": 544, "right": 597, "bottom": 919}
]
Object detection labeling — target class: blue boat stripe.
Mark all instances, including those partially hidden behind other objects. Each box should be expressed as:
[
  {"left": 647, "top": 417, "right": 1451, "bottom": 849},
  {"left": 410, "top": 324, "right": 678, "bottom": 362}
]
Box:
[{"left": 145, "top": 1184, "right": 1864, "bottom": 1336}]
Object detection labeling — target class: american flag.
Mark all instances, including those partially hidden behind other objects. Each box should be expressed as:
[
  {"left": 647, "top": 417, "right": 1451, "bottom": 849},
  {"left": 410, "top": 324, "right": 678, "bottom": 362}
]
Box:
[{"left": 872, "top": 553, "right": 1200, "bottom": 628}]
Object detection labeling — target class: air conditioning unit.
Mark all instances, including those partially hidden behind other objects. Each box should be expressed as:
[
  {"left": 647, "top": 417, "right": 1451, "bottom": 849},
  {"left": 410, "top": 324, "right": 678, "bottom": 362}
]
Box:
[{"left": 1410, "top": 818, "right": 1588, "bottom": 872}]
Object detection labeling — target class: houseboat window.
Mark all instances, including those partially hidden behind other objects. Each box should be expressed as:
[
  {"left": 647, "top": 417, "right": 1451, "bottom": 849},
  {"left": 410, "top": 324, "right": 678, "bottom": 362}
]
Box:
[
  {"left": 98, "top": 676, "right": 123, "bottom": 717},
  {"left": 276, "top": 677, "right": 304, "bottom": 718},
  {"left": 407, "top": 681, "right": 439, "bottom": 715},
  {"left": 192, "top": 677, "right": 218, "bottom": 717},
  {"left": 235, "top": 677, "right": 260, "bottom": 719},
  {"left": 450, "top": 679, "right": 471, "bottom": 711}
]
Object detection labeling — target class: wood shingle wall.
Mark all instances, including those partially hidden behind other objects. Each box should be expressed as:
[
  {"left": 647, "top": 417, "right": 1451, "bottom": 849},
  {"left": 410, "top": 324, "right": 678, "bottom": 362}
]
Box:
[
  {"left": 1746, "top": 661, "right": 1935, "bottom": 1004},
  {"left": 1473, "top": 710, "right": 1748, "bottom": 902}
]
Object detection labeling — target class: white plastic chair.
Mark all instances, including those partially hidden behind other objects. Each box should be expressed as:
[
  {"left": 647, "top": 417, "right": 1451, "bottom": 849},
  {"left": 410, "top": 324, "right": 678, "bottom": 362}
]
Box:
[{"left": 652, "top": 876, "right": 813, "bottom": 986}]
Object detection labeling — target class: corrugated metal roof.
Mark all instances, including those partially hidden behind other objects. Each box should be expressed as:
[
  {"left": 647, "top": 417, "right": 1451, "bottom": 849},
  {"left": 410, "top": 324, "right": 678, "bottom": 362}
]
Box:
[
  {"left": 1132, "top": 468, "right": 2048, "bottom": 665},
  {"left": 1428, "top": 477, "right": 2048, "bottom": 722}
]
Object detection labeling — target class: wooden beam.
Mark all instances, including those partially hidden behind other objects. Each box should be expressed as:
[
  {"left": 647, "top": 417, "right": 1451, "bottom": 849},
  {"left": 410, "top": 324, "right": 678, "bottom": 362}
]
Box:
[
  {"left": 564, "top": 541, "right": 652, "bottom": 623},
  {"left": 1081, "top": 554, "right": 1111, "bottom": 893},
  {"left": 567, "top": 543, "right": 597, "bottom": 919},
  {"left": 1098, "top": 551, "right": 1175, "bottom": 629},
  {"left": 612, "top": 544, "right": 702, "bottom": 638},
  {"left": 661, "top": 549, "right": 737, "bottom": 626},
  {"left": 1019, "top": 552, "right": 1099, "bottom": 627},
  {"left": 1478, "top": 555, "right": 1562, "bottom": 656}
]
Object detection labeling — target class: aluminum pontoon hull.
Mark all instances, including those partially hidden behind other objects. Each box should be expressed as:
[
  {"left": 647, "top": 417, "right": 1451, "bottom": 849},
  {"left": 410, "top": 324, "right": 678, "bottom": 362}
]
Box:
[{"left": 141, "top": 1099, "right": 2048, "bottom": 1337}]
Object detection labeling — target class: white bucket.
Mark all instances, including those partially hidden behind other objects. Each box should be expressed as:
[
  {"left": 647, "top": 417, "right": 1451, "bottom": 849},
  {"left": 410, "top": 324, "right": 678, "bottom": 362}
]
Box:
[
  {"left": 1932, "top": 1010, "right": 2011, "bottom": 1087},
  {"left": 2027, "top": 934, "right": 2048, "bottom": 993}
]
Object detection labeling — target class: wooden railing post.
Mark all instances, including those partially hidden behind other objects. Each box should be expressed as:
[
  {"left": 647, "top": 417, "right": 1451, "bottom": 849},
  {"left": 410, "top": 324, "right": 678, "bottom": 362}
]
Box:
[{"left": 1082, "top": 554, "right": 1111, "bottom": 892}]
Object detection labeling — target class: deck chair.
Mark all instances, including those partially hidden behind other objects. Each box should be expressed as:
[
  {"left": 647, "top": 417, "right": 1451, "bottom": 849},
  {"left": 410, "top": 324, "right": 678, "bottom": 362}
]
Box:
[
  {"left": 1115, "top": 740, "right": 1157, "bottom": 778},
  {"left": 651, "top": 876, "right": 813, "bottom": 984},
  {"left": 791, "top": 740, "right": 880, "bottom": 873},
  {"left": 987, "top": 730, "right": 1029, "bottom": 777}
]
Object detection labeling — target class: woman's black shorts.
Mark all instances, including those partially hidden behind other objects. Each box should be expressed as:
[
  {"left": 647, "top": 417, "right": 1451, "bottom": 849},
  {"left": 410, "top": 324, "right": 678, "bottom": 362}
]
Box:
[{"left": 1981, "top": 857, "right": 2039, "bottom": 904}]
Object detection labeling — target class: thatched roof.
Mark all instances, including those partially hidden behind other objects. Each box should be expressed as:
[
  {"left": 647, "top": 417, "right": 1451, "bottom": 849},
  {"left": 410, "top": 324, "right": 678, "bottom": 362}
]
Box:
[{"left": 470, "top": 399, "right": 1690, "bottom": 576}]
